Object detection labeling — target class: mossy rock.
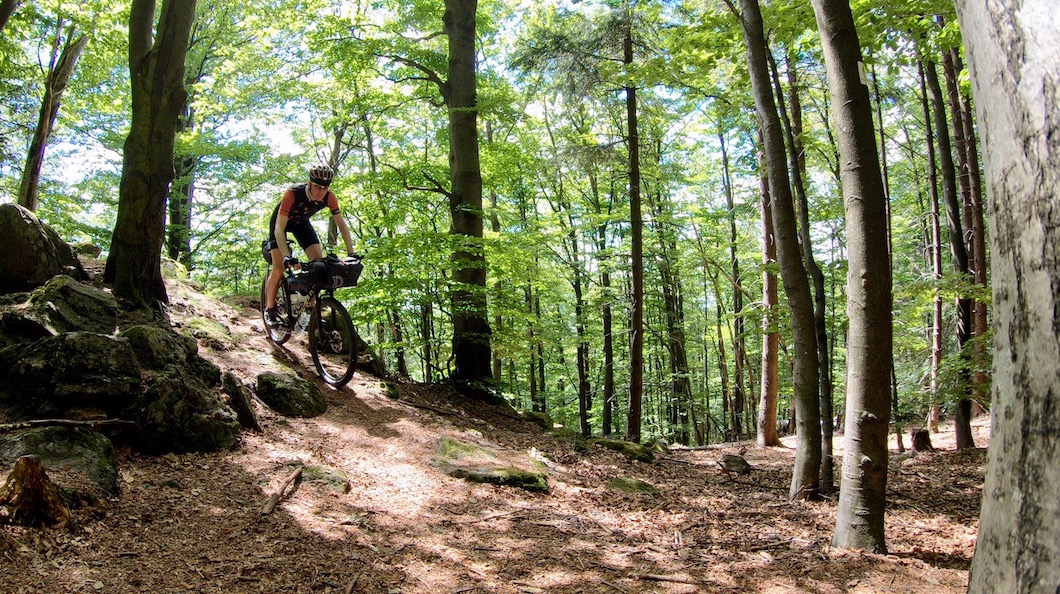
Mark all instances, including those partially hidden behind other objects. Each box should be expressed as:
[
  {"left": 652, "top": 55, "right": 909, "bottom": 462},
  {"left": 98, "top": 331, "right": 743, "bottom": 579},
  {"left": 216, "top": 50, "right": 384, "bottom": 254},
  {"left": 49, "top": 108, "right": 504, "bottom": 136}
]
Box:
[
  {"left": 607, "top": 477, "right": 658, "bottom": 495},
  {"left": 255, "top": 371, "right": 326, "bottom": 418},
  {"left": 589, "top": 438, "right": 655, "bottom": 463},
  {"left": 432, "top": 436, "right": 548, "bottom": 493},
  {"left": 183, "top": 317, "right": 237, "bottom": 351},
  {"left": 553, "top": 427, "right": 588, "bottom": 453},
  {"left": 303, "top": 465, "right": 351, "bottom": 494},
  {"left": 379, "top": 381, "right": 399, "bottom": 399},
  {"left": 0, "top": 427, "right": 118, "bottom": 495},
  {"left": 647, "top": 437, "right": 671, "bottom": 455},
  {"left": 522, "top": 410, "right": 554, "bottom": 431}
]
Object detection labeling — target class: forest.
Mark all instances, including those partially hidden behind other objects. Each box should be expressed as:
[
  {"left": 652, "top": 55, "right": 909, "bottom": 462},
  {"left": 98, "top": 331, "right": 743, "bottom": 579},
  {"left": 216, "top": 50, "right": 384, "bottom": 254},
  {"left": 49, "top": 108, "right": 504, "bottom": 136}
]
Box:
[{"left": 0, "top": 0, "right": 1057, "bottom": 590}]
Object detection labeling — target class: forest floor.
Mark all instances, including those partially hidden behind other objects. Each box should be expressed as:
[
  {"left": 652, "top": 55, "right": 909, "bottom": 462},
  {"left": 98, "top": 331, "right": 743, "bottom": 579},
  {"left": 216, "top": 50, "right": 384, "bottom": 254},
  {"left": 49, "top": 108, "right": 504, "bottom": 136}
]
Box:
[{"left": 0, "top": 276, "right": 989, "bottom": 593}]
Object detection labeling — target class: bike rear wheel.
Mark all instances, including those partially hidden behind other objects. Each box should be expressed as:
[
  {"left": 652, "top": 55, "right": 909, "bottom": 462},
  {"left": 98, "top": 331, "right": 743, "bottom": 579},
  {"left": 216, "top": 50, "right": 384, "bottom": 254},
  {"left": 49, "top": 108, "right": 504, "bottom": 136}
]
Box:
[
  {"left": 308, "top": 296, "right": 358, "bottom": 387},
  {"left": 260, "top": 274, "right": 291, "bottom": 345}
]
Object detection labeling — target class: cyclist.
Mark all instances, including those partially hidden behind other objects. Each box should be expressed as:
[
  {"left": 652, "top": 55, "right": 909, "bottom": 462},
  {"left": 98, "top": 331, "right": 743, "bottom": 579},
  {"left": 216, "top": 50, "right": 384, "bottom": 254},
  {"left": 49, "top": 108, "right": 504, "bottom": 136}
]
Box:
[{"left": 263, "top": 163, "right": 356, "bottom": 327}]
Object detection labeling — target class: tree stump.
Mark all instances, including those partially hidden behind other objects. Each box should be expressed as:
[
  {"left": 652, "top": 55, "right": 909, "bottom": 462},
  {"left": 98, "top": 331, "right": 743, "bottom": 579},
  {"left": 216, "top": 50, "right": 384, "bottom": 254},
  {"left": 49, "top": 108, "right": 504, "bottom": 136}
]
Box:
[
  {"left": 0, "top": 455, "right": 72, "bottom": 528},
  {"left": 911, "top": 429, "right": 935, "bottom": 453}
]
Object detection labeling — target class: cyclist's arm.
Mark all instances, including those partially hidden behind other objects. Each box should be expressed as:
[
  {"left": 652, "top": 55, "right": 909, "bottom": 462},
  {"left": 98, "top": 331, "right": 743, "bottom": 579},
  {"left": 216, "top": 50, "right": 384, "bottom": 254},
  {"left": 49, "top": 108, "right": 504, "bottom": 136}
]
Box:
[{"left": 332, "top": 211, "right": 355, "bottom": 256}]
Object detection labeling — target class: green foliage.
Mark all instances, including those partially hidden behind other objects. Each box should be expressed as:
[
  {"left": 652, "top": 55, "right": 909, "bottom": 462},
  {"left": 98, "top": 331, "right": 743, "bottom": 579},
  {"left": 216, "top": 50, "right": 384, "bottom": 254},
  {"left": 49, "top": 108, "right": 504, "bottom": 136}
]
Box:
[{"left": 0, "top": 0, "right": 990, "bottom": 444}]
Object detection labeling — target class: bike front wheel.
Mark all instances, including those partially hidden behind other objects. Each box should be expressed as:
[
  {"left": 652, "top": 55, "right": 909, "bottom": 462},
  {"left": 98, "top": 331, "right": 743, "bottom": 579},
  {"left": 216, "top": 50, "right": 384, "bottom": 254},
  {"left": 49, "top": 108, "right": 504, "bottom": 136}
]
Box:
[{"left": 308, "top": 296, "right": 358, "bottom": 387}]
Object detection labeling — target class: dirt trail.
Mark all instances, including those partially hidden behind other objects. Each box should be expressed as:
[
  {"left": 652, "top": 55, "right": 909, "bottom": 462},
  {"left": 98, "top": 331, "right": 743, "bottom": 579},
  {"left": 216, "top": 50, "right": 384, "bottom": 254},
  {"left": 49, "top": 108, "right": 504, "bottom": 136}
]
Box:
[{"left": 0, "top": 279, "right": 987, "bottom": 593}]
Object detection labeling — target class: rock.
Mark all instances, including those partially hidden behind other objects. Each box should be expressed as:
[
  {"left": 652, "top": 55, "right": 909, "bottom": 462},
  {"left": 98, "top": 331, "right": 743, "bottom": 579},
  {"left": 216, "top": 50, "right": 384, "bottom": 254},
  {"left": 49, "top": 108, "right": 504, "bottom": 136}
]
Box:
[
  {"left": 119, "top": 325, "right": 221, "bottom": 386},
  {"left": 303, "top": 465, "right": 351, "bottom": 494},
  {"left": 0, "top": 427, "right": 118, "bottom": 495},
  {"left": 718, "top": 454, "right": 752, "bottom": 475},
  {"left": 432, "top": 436, "right": 549, "bottom": 493},
  {"left": 607, "top": 477, "right": 658, "bottom": 495},
  {"left": 24, "top": 275, "right": 118, "bottom": 335},
  {"left": 255, "top": 371, "right": 327, "bottom": 418},
  {"left": 522, "top": 410, "right": 555, "bottom": 431},
  {"left": 222, "top": 372, "right": 261, "bottom": 432},
  {"left": 0, "top": 332, "right": 141, "bottom": 419},
  {"left": 589, "top": 438, "right": 655, "bottom": 463},
  {"left": 126, "top": 365, "right": 239, "bottom": 454},
  {"left": 0, "top": 204, "right": 83, "bottom": 294},
  {"left": 553, "top": 427, "right": 589, "bottom": 453}
]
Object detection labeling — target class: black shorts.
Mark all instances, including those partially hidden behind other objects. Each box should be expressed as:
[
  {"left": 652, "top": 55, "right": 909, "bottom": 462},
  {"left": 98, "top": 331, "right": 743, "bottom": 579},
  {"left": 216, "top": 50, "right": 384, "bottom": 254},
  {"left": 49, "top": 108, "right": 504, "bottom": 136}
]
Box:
[{"left": 266, "top": 215, "right": 320, "bottom": 252}]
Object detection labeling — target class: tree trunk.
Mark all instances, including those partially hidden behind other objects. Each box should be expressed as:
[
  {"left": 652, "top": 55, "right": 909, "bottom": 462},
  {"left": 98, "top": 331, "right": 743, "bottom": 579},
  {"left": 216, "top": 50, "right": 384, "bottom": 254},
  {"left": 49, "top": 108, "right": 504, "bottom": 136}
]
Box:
[
  {"left": 623, "top": 25, "right": 644, "bottom": 444},
  {"left": 917, "top": 59, "right": 946, "bottom": 438},
  {"left": 168, "top": 103, "right": 194, "bottom": 266},
  {"left": 956, "top": 2, "right": 1060, "bottom": 590},
  {"left": 443, "top": 0, "right": 492, "bottom": 387},
  {"left": 810, "top": 0, "right": 893, "bottom": 553},
  {"left": 720, "top": 133, "right": 746, "bottom": 438},
  {"left": 737, "top": 0, "right": 821, "bottom": 500},
  {"left": 597, "top": 185, "right": 616, "bottom": 436},
  {"left": 650, "top": 189, "right": 693, "bottom": 446},
  {"left": 105, "top": 0, "right": 198, "bottom": 308},
  {"left": 924, "top": 58, "right": 975, "bottom": 449},
  {"left": 770, "top": 48, "right": 835, "bottom": 491},
  {"left": 757, "top": 149, "right": 781, "bottom": 448},
  {"left": 0, "top": 0, "right": 19, "bottom": 33},
  {"left": 18, "top": 30, "right": 88, "bottom": 212}
]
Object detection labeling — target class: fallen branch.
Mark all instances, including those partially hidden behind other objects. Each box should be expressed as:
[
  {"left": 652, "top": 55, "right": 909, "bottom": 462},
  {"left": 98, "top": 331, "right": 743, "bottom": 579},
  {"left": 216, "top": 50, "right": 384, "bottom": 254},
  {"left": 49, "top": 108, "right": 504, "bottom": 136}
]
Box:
[
  {"left": 0, "top": 419, "right": 136, "bottom": 434},
  {"left": 631, "top": 573, "right": 699, "bottom": 585},
  {"left": 260, "top": 466, "right": 304, "bottom": 514}
]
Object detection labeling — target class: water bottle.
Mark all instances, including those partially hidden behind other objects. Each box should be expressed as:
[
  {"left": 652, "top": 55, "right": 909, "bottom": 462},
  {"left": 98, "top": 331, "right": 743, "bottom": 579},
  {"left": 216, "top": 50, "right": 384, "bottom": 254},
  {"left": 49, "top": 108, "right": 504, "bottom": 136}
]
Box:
[
  {"left": 295, "top": 308, "right": 311, "bottom": 332},
  {"left": 289, "top": 292, "right": 309, "bottom": 332}
]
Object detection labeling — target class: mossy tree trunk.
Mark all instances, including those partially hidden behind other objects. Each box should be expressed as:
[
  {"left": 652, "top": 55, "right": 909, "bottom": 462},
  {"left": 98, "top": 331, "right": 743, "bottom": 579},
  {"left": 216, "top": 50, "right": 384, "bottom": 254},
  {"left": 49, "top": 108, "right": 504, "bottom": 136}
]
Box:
[{"left": 104, "top": 0, "right": 198, "bottom": 308}]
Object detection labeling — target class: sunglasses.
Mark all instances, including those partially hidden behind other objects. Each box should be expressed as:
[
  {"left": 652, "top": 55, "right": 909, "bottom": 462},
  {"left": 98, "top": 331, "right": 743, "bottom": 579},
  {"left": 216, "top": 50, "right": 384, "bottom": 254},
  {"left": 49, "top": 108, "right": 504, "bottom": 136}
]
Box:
[{"left": 308, "top": 182, "right": 330, "bottom": 192}]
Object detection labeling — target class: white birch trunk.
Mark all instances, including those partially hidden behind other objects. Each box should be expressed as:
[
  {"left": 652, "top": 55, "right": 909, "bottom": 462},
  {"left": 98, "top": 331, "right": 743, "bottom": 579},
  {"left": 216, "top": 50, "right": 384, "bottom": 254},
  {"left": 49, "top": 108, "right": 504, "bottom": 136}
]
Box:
[{"left": 955, "top": 1, "right": 1060, "bottom": 591}]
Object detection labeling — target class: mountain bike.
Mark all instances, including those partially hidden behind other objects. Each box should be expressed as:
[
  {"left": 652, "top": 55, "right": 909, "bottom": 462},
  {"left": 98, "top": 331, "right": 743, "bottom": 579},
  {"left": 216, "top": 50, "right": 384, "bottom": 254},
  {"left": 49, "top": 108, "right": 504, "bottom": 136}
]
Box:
[{"left": 259, "top": 253, "right": 363, "bottom": 388}]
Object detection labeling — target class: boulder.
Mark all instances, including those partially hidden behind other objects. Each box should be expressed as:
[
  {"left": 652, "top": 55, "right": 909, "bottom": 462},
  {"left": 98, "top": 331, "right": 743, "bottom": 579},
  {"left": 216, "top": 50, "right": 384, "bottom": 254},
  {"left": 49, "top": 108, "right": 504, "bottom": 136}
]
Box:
[
  {"left": 0, "top": 427, "right": 118, "bottom": 495},
  {"left": 24, "top": 275, "right": 117, "bottom": 335},
  {"left": 124, "top": 364, "right": 239, "bottom": 454},
  {"left": 0, "top": 204, "right": 82, "bottom": 294},
  {"left": 589, "top": 438, "right": 655, "bottom": 463},
  {"left": 255, "top": 371, "right": 326, "bottom": 418},
  {"left": 119, "top": 325, "right": 221, "bottom": 386},
  {"left": 0, "top": 332, "right": 141, "bottom": 419},
  {"left": 431, "top": 436, "right": 549, "bottom": 493},
  {"left": 607, "top": 477, "right": 658, "bottom": 495}
]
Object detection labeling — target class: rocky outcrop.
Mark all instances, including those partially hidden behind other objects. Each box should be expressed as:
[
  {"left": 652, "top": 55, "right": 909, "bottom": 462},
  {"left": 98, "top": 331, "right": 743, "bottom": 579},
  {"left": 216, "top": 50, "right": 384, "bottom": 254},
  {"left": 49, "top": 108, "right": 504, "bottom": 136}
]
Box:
[
  {"left": 255, "top": 371, "right": 327, "bottom": 418},
  {"left": 0, "top": 204, "right": 85, "bottom": 294}
]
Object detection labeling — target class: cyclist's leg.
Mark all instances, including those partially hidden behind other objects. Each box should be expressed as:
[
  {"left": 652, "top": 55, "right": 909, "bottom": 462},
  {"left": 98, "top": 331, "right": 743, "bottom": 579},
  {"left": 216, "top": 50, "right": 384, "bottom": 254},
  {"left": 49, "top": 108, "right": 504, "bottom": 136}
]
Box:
[
  {"left": 304, "top": 243, "right": 324, "bottom": 260},
  {"left": 289, "top": 218, "right": 323, "bottom": 261},
  {"left": 266, "top": 249, "right": 284, "bottom": 309}
]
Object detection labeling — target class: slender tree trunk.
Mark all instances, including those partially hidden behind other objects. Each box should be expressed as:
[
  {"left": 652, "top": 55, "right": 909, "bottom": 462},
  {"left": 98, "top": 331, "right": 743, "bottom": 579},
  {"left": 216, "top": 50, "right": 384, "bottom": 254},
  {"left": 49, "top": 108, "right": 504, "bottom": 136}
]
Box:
[
  {"left": 924, "top": 58, "right": 975, "bottom": 449},
  {"left": 918, "top": 59, "right": 945, "bottom": 435},
  {"left": 18, "top": 30, "right": 88, "bottom": 212},
  {"left": 737, "top": 0, "right": 821, "bottom": 500},
  {"left": 757, "top": 150, "right": 781, "bottom": 448},
  {"left": 443, "top": 0, "right": 492, "bottom": 386},
  {"left": 168, "top": 102, "right": 194, "bottom": 266},
  {"left": 720, "top": 134, "right": 746, "bottom": 438},
  {"left": 956, "top": 2, "right": 1060, "bottom": 590},
  {"left": 105, "top": 0, "right": 198, "bottom": 308},
  {"left": 597, "top": 185, "right": 616, "bottom": 436},
  {"left": 650, "top": 191, "right": 693, "bottom": 446},
  {"left": 869, "top": 63, "right": 904, "bottom": 455},
  {"left": 771, "top": 48, "right": 834, "bottom": 491},
  {"left": 623, "top": 26, "right": 645, "bottom": 444},
  {"left": 810, "top": 0, "right": 893, "bottom": 552}
]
